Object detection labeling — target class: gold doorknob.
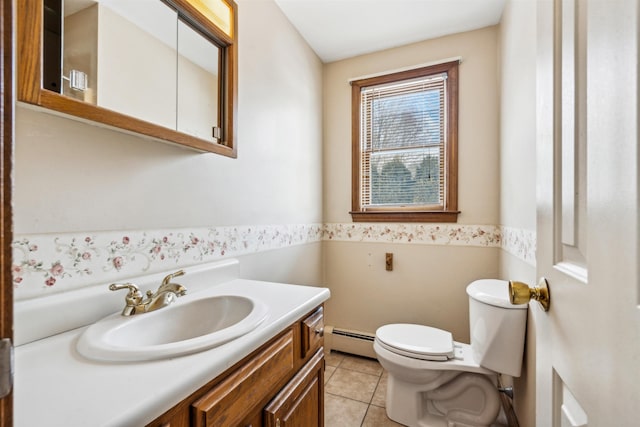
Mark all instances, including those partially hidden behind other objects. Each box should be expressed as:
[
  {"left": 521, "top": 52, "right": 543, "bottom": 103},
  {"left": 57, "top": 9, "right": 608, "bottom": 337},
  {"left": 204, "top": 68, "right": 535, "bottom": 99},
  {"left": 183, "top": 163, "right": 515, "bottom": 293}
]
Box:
[{"left": 508, "top": 278, "right": 550, "bottom": 311}]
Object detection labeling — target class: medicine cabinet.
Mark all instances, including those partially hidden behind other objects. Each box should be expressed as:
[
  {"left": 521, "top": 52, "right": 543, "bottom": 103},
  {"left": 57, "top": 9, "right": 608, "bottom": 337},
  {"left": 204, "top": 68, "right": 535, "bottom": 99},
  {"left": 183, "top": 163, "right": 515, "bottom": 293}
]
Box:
[{"left": 18, "top": 0, "right": 238, "bottom": 157}]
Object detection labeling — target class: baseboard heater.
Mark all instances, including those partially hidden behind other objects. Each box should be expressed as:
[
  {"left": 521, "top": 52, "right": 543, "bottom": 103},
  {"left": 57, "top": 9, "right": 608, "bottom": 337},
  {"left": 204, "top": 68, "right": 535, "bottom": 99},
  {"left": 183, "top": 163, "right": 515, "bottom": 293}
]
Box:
[{"left": 325, "top": 326, "right": 377, "bottom": 359}]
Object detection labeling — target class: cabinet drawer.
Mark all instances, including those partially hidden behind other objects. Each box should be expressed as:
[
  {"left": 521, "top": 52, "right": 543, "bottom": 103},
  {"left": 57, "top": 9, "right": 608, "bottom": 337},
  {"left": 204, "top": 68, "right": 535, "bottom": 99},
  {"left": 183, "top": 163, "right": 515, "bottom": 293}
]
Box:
[
  {"left": 192, "top": 330, "right": 294, "bottom": 427},
  {"left": 301, "top": 307, "right": 324, "bottom": 358}
]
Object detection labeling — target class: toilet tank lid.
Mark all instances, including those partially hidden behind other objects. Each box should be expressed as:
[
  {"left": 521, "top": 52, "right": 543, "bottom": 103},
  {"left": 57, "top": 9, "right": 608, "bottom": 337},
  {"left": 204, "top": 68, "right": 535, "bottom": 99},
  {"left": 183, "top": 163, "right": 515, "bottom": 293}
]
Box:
[{"left": 466, "top": 279, "right": 528, "bottom": 309}]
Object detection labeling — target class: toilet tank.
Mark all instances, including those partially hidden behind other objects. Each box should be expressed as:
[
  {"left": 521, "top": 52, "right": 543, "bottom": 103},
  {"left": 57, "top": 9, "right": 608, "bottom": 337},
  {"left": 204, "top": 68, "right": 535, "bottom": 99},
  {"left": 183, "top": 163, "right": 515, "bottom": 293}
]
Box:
[{"left": 466, "top": 279, "right": 528, "bottom": 377}]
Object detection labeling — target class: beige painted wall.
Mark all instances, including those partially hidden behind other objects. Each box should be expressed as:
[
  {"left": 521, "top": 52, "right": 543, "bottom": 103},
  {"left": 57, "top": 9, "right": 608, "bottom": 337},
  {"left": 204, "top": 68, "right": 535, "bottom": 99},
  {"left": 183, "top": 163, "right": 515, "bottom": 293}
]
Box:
[
  {"left": 498, "top": 0, "right": 538, "bottom": 425},
  {"left": 13, "top": 0, "right": 324, "bottom": 286},
  {"left": 498, "top": 2, "right": 537, "bottom": 236},
  {"left": 322, "top": 27, "right": 501, "bottom": 341},
  {"left": 324, "top": 242, "right": 500, "bottom": 343}
]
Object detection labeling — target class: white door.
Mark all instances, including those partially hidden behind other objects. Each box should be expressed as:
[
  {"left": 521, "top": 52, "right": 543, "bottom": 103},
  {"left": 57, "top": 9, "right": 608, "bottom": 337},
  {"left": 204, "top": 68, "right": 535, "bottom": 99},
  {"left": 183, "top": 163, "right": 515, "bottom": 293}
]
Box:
[{"left": 536, "top": 0, "right": 639, "bottom": 426}]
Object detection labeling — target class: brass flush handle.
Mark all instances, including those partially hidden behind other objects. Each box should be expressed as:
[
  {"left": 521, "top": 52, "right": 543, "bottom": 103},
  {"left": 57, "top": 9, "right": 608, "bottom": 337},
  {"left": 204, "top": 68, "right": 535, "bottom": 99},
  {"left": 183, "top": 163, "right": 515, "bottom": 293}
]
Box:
[{"left": 508, "top": 278, "right": 551, "bottom": 311}]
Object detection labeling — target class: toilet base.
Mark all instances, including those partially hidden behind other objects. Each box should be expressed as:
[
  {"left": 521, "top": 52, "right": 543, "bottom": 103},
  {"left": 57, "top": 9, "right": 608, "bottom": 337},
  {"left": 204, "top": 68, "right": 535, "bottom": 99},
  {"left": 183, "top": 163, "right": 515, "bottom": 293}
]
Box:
[{"left": 385, "top": 372, "right": 502, "bottom": 427}]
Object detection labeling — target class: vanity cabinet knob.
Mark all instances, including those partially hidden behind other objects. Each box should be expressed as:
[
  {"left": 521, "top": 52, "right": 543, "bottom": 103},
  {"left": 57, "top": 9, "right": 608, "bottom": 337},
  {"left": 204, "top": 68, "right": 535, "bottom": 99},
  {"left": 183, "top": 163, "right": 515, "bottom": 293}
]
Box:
[{"left": 315, "top": 327, "right": 324, "bottom": 337}]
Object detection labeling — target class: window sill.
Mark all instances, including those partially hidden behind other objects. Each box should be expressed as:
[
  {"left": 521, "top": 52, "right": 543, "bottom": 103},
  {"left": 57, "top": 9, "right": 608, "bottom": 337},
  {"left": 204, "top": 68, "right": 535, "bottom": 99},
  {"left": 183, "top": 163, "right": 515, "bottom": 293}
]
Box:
[{"left": 349, "top": 211, "right": 460, "bottom": 223}]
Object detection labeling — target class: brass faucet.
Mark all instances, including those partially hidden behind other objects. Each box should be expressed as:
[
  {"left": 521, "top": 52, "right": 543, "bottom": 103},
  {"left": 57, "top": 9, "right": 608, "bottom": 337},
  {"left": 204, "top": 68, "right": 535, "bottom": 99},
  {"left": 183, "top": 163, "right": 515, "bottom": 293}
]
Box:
[{"left": 110, "top": 270, "right": 187, "bottom": 316}]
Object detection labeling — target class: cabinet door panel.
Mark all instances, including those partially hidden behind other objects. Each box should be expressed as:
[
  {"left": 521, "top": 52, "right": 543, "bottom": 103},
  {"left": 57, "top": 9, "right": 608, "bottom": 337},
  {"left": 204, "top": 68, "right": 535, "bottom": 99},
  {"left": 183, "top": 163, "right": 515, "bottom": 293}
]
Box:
[
  {"left": 301, "top": 307, "right": 323, "bottom": 358},
  {"left": 192, "top": 330, "right": 294, "bottom": 427},
  {"left": 241, "top": 411, "right": 262, "bottom": 427},
  {"left": 264, "top": 348, "right": 324, "bottom": 427}
]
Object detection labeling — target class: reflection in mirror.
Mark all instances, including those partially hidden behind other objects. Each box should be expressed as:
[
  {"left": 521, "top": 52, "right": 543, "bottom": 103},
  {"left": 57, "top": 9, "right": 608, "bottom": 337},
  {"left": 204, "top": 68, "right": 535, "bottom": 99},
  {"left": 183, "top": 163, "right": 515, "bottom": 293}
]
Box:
[
  {"left": 60, "top": 0, "right": 178, "bottom": 129},
  {"left": 177, "top": 20, "right": 221, "bottom": 143}
]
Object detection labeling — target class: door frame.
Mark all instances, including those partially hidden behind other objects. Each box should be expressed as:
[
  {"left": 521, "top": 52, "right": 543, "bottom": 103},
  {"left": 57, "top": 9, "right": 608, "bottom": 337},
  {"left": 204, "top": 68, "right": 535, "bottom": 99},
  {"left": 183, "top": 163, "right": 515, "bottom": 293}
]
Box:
[{"left": 0, "top": 0, "right": 13, "bottom": 425}]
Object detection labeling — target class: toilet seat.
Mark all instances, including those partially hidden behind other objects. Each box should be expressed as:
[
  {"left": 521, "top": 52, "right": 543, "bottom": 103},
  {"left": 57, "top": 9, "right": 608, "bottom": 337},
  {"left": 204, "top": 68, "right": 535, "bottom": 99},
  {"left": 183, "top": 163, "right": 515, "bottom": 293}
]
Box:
[{"left": 376, "top": 324, "right": 454, "bottom": 361}]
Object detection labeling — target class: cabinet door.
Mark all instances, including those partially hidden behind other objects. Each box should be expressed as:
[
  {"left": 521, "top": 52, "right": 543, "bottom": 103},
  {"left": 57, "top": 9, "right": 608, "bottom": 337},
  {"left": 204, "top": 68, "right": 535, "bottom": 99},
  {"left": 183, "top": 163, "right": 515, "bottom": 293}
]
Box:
[
  {"left": 301, "top": 307, "right": 323, "bottom": 358},
  {"left": 264, "top": 348, "right": 324, "bottom": 427},
  {"left": 192, "top": 330, "right": 294, "bottom": 427},
  {"left": 241, "top": 411, "right": 262, "bottom": 427}
]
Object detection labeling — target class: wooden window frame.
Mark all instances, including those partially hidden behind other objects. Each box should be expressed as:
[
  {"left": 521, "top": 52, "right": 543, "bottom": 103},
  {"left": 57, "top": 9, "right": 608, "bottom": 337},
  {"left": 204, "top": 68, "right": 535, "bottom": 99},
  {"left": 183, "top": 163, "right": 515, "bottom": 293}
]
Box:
[{"left": 350, "top": 61, "right": 460, "bottom": 223}]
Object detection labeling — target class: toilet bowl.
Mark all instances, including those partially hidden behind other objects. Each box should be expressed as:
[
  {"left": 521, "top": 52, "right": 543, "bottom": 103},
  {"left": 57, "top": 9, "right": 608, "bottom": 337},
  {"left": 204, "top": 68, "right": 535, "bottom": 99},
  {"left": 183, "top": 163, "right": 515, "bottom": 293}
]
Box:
[{"left": 374, "top": 279, "right": 528, "bottom": 427}]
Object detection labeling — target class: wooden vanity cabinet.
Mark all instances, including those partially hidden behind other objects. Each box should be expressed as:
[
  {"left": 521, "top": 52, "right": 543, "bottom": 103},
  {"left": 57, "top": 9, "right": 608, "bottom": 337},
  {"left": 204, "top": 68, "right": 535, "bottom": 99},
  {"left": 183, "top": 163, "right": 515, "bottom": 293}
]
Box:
[{"left": 147, "top": 305, "right": 324, "bottom": 427}]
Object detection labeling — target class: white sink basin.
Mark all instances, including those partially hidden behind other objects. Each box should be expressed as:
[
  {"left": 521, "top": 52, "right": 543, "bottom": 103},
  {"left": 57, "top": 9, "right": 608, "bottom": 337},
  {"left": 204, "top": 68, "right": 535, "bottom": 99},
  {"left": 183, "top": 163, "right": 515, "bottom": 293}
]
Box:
[{"left": 77, "top": 295, "right": 268, "bottom": 362}]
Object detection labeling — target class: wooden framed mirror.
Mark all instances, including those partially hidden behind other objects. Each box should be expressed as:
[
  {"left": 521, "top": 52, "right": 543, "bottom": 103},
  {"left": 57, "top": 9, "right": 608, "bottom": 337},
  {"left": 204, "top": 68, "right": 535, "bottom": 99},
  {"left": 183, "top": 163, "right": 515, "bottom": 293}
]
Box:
[{"left": 17, "top": 0, "right": 238, "bottom": 157}]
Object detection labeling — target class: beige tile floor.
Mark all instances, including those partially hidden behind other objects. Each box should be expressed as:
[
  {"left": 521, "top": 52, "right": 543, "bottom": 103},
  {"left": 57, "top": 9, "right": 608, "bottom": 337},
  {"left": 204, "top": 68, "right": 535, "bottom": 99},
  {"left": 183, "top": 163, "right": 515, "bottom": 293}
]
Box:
[{"left": 324, "top": 351, "right": 404, "bottom": 427}]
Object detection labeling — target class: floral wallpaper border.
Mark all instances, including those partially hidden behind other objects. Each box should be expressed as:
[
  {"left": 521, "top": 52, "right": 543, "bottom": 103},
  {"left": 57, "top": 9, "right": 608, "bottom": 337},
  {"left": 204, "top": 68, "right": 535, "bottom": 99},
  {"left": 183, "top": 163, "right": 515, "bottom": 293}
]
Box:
[
  {"left": 12, "top": 223, "right": 535, "bottom": 300},
  {"left": 323, "top": 223, "right": 502, "bottom": 247},
  {"left": 13, "top": 224, "right": 323, "bottom": 300},
  {"left": 499, "top": 225, "right": 536, "bottom": 266}
]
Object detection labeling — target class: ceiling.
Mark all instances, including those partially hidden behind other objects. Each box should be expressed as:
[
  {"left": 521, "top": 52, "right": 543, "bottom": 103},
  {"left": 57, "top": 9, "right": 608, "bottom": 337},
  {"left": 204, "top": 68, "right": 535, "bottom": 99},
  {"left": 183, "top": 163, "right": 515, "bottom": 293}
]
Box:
[{"left": 273, "top": 0, "right": 506, "bottom": 63}]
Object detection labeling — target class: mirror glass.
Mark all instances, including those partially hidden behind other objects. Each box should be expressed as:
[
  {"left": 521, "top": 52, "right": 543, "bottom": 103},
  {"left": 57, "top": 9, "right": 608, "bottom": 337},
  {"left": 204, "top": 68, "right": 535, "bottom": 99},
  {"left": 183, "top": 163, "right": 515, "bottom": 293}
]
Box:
[
  {"left": 177, "top": 19, "right": 221, "bottom": 142},
  {"left": 47, "top": 0, "right": 222, "bottom": 140}
]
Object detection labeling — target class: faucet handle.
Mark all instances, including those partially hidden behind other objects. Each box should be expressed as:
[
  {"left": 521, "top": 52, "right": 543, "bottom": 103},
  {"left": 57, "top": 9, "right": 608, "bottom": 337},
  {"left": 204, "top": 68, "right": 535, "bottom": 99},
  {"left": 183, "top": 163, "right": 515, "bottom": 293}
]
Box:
[
  {"left": 161, "top": 269, "right": 185, "bottom": 286},
  {"left": 109, "top": 282, "right": 143, "bottom": 305}
]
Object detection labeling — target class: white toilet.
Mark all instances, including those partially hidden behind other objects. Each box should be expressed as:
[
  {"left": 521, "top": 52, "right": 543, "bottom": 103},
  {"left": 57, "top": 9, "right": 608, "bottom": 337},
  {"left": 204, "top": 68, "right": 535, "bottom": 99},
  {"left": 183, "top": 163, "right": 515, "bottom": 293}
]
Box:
[{"left": 373, "top": 279, "right": 528, "bottom": 427}]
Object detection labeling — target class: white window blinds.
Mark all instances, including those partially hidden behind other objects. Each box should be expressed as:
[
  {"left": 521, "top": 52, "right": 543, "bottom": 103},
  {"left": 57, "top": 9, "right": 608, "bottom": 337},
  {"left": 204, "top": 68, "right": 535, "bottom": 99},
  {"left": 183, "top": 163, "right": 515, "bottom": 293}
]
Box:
[{"left": 360, "top": 74, "right": 447, "bottom": 210}]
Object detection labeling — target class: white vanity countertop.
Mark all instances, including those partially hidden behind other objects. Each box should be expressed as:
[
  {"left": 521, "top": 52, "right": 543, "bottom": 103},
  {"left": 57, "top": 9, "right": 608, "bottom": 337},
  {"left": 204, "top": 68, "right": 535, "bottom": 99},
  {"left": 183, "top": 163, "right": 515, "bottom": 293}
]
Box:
[{"left": 15, "top": 279, "right": 330, "bottom": 427}]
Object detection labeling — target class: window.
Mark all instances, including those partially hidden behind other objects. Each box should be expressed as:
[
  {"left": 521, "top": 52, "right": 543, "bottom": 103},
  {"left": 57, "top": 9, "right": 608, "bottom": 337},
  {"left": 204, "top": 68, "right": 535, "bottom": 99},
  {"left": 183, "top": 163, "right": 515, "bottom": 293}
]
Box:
[{"left": 350, "top": 61, "right": 459, "bottom": 222}]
